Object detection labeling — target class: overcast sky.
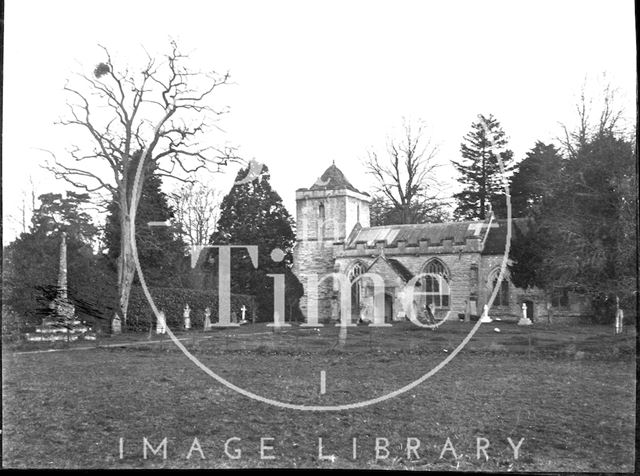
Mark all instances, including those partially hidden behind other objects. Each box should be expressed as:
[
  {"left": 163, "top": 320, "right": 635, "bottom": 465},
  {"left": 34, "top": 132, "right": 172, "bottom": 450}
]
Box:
[{"left": 2, "top": 0, "right": 636, "bottom": 245}]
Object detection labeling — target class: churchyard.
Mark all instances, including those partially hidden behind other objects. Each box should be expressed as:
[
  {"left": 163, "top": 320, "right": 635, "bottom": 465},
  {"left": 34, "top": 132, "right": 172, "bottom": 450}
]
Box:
[{"left": 2, "top": 320, "right": 635, "bottom": 471}]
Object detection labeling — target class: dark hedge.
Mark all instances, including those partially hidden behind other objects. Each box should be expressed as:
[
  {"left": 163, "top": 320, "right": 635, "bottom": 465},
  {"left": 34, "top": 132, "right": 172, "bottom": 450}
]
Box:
[{"left": 126, "top": 286, "right": 256, "bottom": 332}]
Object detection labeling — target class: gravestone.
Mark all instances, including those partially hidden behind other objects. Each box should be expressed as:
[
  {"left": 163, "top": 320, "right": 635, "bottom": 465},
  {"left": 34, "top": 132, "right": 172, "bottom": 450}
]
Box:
[
  {"left": 239, "top": 305, "right": 248, "bottom": 325},
  {"left": 183, "top": 304, "right": 191, "bottom": 330},
  {"left": 518, "top": 303, "right": 533, "bottom": 326},
  {"left": 479, "top": 304, "right": 493, "bottom": 323},
  {"left": 156, "top": 311, "right": 167, "bottom": 335},
  {"left": 615, "top": 309, "right": 624, "bottom": 335},
  {"left": 111, "top": 314, "right": 122, "bottom": 334},
  {"left": 463, "top": 299, "right": 471, "bottom": 322},
  {"left": 203, "top": 307, "right": 212, "bottom": 331}
]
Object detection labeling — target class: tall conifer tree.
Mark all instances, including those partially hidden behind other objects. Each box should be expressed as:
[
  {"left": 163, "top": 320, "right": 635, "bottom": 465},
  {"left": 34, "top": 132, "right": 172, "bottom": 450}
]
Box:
[
  {"left": 452, "top": 114, "right": 515, "bottom": 220},
  {"left": 208, "top": 164, "right": 303, "bottom": 321},
  {"left": 104, "top": 156, "right": 187, "bottom": 288}
]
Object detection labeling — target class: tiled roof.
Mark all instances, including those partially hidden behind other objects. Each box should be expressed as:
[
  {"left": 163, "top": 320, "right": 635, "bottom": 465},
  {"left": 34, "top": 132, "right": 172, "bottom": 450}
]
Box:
[
  {"left": 346, "top": 221, "right": 477, "bottom": 248},
  {"left": 345, "top": 218, "right": 529, "bottom": 255},
  {"left": 307, "top": 164, "right": 365, "bottom": 194}
]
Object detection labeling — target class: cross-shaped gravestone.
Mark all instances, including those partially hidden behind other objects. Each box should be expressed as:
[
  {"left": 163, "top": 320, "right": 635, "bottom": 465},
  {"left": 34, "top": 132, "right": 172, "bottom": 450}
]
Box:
[
  {"left": 518, "top": 302, "right": 533, "bottom": 326},
  {"left": 241, "top": 305, "right": 247, "bottom": 321}
]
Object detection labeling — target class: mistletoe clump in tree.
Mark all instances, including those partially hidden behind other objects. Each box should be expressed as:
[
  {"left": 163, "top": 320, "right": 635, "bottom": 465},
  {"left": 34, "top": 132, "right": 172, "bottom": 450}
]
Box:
[{"left": 452, "top": 114, "right": 515, "bottom": 220}]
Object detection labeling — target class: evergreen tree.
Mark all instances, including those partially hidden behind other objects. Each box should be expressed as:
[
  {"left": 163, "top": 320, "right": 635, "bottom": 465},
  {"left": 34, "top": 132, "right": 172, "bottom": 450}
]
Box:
[
  {"left": 508, "top": 142, "right": 564, "bottom": 218},
  {"left": 509, "top": 132, "right": 636, "bottom": 321},
  {"left": 208, "top": 164, "right": 303, "bottom": 321},
  {"left": 452, "top": 114, "right": 515, "bottom": 220},
  {"left": 103, "top": 157, "right": 188, "bottom": 288}
]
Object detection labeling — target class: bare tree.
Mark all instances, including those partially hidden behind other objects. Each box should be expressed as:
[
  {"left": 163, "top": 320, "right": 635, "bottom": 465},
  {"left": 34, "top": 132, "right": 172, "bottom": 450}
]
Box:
[
  {"left": 169, "top": 180, "right": 222, "bottom": 247},
  {"left": 364, "top": 119, "right": 447, "bottom": 224},
  {"left": 6, "top": 176, "right": 38, "bottom": 238},
  {"left": 45, "top": 41, "right": 237, "bottom": 326},
  {"left": 559, "top": 75, "right": 626, "bottom": 158}
]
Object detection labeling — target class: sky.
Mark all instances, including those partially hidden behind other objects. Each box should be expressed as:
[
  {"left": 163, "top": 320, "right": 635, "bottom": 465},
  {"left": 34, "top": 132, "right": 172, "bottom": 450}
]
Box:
[{"left": 2, "top": 0, "right": 636, "bottom": 245}]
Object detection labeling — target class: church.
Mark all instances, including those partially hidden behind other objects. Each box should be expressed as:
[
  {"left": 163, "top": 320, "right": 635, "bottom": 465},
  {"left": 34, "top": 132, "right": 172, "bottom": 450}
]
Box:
[{"left": 292, "top": 163, "right": 556, "bottom": 324}]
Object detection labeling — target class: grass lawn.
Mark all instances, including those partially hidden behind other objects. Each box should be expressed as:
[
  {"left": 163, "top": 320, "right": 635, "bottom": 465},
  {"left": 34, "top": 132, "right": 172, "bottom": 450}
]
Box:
[{"left": 2, "top": 321, "right": 636, "bottom": 470}]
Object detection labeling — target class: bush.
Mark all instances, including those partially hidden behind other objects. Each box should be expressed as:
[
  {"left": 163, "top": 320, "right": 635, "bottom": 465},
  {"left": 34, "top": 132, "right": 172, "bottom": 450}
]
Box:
[
  {"left": 126, "top": 286, "right": 256, "bottom": 331},
  {"left": 2, "top": 305, "right": 24, "bottom": 342}
]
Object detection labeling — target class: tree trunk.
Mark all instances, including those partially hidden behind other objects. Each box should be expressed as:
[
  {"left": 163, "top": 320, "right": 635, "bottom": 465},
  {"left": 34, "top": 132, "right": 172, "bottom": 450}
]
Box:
[
  {"left": 116, "top": 215, "right": 136, "bottom": 328},
  {"left": 116, "top": 165, "right": 147, "bottom": 329}
]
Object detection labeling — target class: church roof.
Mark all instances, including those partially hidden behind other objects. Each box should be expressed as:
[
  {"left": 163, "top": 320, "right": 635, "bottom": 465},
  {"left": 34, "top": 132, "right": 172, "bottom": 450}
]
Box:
[
  {"left": 365, "top": 255, "right": 415, "bottom": 283},
  {"left": 385, "top": 258, "right": 415, "bottom": 282},
  {"left": 345, "top": 218, "right": 529, "bottom": 254},
  {"left": 481, "top": 218, "right": 530, "bottom": 255},
  {"left": 346, "top": 221, "right": 477, "bottom": 248},
  {"left": 304, "top": 164, "right": 367, "bottom": 194}
]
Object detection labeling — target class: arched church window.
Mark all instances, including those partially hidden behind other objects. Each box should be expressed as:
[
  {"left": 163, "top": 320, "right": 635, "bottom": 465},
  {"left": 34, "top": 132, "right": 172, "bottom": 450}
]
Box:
[
  {"left": 421, "top": 259, "right": 450, "bottom": 308},
  {"left": 488, "top": 269, "right": 510, "bottom": 306},
  {"left": 317, "top": 203, "right": 326, "bottom": 239},
  {"left": 348, "top": 262, "right": 366, "bottom": 316},
  {"left": 348, "top": 262, "right": 365, "bottom": 282}
]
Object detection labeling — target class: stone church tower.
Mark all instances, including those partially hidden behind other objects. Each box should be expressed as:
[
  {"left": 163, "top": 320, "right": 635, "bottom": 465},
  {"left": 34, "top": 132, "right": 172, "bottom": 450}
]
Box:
[{"left": 293, "top": 163, "right": 371, "bottom": 321}]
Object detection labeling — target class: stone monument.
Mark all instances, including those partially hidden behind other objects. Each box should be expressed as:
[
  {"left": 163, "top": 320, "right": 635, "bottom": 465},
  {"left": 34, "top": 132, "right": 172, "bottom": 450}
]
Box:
[
  {"left": 111, "top": 314, "right": 122, "bottom": 334},
  {"left": 240, "top": 305, "right": 247, "bottom": 324},
  {"left": 203, "top": 307, "right": 212, "bottom": 330},
  {"left": 26, "top": 232, "right": 92, "bottom": 342},
  {"left": 479, "top": 304, "right": 493, "bottom": 323},
  {"left": 156, "top": 311, "right": 167, "bottom": 335},
  {"left": 518, "top": 302, "right": 533, "bottom": 326},
  {"left": 183, "top": 304, "right": 191, "bottom": 330},
  {"left": 615, "top": 309, "right": 624, "bottom": 335}
]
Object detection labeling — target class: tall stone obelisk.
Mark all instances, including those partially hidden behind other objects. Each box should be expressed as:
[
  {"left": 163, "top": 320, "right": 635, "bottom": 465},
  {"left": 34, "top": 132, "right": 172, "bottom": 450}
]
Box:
[{"left": 52, "top": 231, "right": 75, "bottom": 321}]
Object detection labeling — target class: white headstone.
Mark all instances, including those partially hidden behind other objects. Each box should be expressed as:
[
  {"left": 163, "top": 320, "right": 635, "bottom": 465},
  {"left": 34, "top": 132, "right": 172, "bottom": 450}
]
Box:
[
  {"left": 615, "top": 309, "right": 624, "bottom": 334},
  {"left": 518, "top": 302, "right": 533, "bottom": 326},
  {"left": 241, "top": 305, "right": 247, "bottom": 321},
  {"left": 203, "top": 307, "right": 212, "bottom": 331},
  {"left": 183, "top": 304, "right": 191, "bottom": 330},
  {"left": 156, "top": 311, "right": 167, "bottom": 335},
  {"left": 479, "top": 304, "right": 492, "bottom": 323},
  {"left": 111, "top": 314, "right": 121, "bottom": 334}
]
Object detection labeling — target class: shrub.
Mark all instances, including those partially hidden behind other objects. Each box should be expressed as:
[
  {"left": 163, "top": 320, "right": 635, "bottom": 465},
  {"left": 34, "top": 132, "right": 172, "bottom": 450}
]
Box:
[
  {"left": 126, "top": 286, "right": 256, "bottom": 332},
  {"left": 2, "top": 305, "right": 24, "bottom": 342}
]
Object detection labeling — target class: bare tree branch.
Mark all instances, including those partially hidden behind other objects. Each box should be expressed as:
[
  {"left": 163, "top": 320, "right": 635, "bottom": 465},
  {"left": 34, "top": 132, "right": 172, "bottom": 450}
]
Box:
[{"left": 363, "top": 119, "right": 447, "bottom": 224}]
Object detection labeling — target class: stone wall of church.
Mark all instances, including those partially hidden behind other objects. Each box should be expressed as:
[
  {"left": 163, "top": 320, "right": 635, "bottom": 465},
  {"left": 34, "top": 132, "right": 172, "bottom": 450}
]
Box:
[
  {"left": 293, "top": 240, "right": 336, "bottom": 322},
  {"left": 334, "top": 250, "right": 484, "bottom": 319},
  {"left": 293, "top": 187, "right": 372, "bottom": 323},
  {"left": 295, "top": 189, "right": 370, "bottom": 243},
  {"left": 480, "top": 254, "right": 545, "bottom": 321}
]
